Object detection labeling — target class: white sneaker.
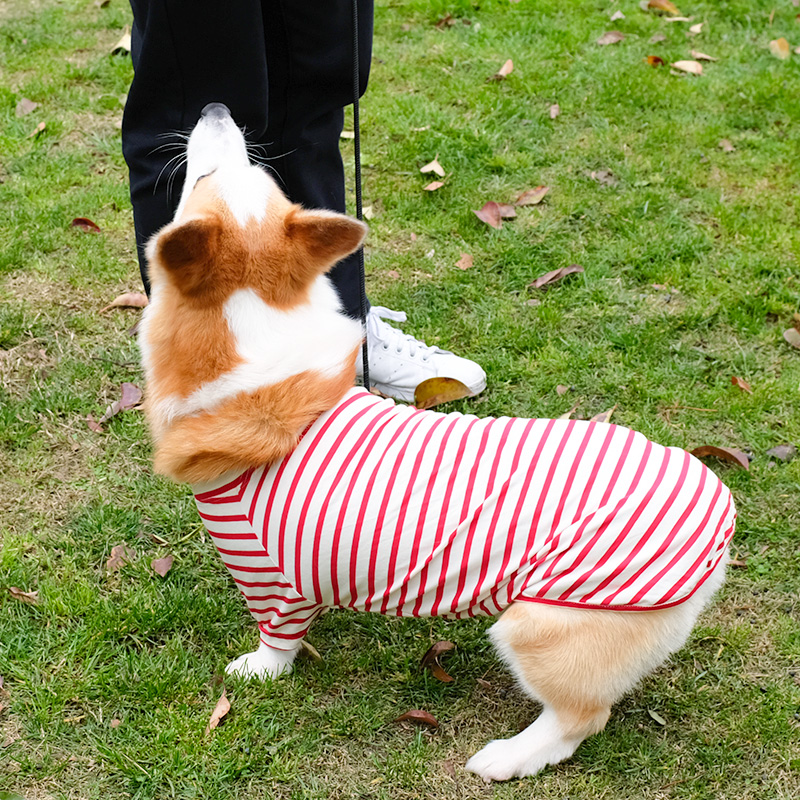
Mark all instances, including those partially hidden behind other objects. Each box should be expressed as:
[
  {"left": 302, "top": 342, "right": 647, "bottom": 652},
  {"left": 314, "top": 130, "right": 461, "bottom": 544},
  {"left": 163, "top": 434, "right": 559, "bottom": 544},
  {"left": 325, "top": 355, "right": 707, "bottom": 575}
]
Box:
[{"left": 356, "top": 306, "right": 487, "bottom": 403}]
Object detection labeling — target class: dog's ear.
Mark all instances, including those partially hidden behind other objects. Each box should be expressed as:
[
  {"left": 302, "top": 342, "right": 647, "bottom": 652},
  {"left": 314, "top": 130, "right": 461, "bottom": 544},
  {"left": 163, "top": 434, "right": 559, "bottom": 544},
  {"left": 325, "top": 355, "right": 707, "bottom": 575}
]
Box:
[
  {"left": 152, "top": 217, "right": 221, "bottom": 296},
  {"left": 284, "top": 208, "right": 368, "bottom": 277}
]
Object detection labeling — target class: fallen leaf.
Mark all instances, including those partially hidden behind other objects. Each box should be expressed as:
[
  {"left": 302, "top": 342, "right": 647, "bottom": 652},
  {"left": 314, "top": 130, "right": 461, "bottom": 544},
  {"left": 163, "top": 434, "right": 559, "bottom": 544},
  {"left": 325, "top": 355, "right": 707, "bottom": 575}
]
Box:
[
  {"left": 691, "top": 49, "right": 718, "bottom": 61},
  {"left": 151, "top": 555, "right": 174, "bottom": 577},
  {"left": 650, "top": 33, "right": 667, "bottom": 43},
  {"left": 106, "top": 543, "right": 135, "bottom": 572},
  {"left": 528, "top": 264, "right": 584, "bottom": 290},
  {"left": 27, "top": 121, "right": 46, "bottom": 138},
  {"left": 610, "top": 10, "right": 625, "bottom": 21},
  {"left": 110, "top": 718, "right": 122, "bottom": 729},
  {"left": 455, "top": 253, "right": 473, "bottom": 270},
  {"left": 770, "top": 38, "right": 791, "bottom": 60},
  {"left": 556, "top": 384, "right": 569, "bottom": 396},
  {"left": 473, "top": 201, "right": 503, "bottom": 229},
  {"left": 731, "top": 376, "right": 752, "bottom": 393},
  {"left": 559, "top": 403, "right": 580, "bottom": 420},
  {"left": 339, "top": 130, "right": 355, "bottom": 139},
  {"left": 665, "top": 16, "right": 694, "bottom": 22},
  {"left": 476, "top": 678, "right": 492, "bottom": 689},
  {"left": 784, "top": 328, "right": 800, "bottom": 349},
  {"left": 393, "top": 709, "right": 439, "bottom": 728},
  {"left": 15, "top": 98, "right": 39, "bottom": 117},
  {"left": 420, "top": 157, "right": 445, "bottom": 177},
  {"left": 386, "top": 269, "right": 400, "bottom": 279},
  {"left": 766, "top": 444, "right": 797, "bottom": 463},
  {"left": 410, "top": 125, "right": 431, "bottom": 132},
  {"left": 362, "top": 205, "right": 375, "bottom": 220},
  {"left": 420, "top": 641, "right": 455, "bottom": 684},
  {"left": 111, "top": 27, "right": 132, "bottom": 55},
  {"left": 516, "top": 186, "right": 550, "bottom": 205},
  {"left": 728, "top": 559, "right": 747, "bottom": 568},
  {"left": 70, "top": 217, "right": 101, "bottom": 233},
  {"left": 300, "top": 640, "right": 323, "bottom": 661},
  {"left": 590, "top": 405, "right": 617, "bottom": 424},
  {"left": 8, "top": 587, "right": 39, "bottom": 605},
  {"left": 423, "top": 181, "right": 444, "bottom": 191},
  {"left": 648, "top": 709, "right": 667, "bottom": 725},
  {"left": 488, "top": 59, "right": 514, "bottom": 81},
  {"left": 648, "top": 0, "right": 680, "bottom": 14},
  {"left": 645, "top": 55, "right": 665, "bottom": 66},
  {"left": 690, "top": 445, "right": 749, "bottom": 470},
  {"left": 597, "top": 31, "right": 625, "bottom": 46},
  {"left": 718, "top": 139, "right": 735, "bottom": 152},
  {"left": 91, "top": 383, "right": 143, "bottom": 431},
  {"left": 414, "top": 377, "right": 472, "bottom": 410},
  {"left": 435, "top": 13, "right": 457, "bottom": 29},
  {"left": 101, "top": 291, "right": 149, "bottom": 312},
  {"left": 86, "top": 415, "right": 104, "bottom": 432},
  {"left": 588, "top": 169, "right": 618, "bottom": 186},
  {"left": 688, "top": 22, "right": 704, "bottom": 35},
  {"left": 496, "top": 203, "right": 517, "bottom": 219},
  {"left": 205, "top": 690, "right": 231, "bottom": 734},
  {"left": 671, "top": 59, "right": 703, "bottom": 75}
]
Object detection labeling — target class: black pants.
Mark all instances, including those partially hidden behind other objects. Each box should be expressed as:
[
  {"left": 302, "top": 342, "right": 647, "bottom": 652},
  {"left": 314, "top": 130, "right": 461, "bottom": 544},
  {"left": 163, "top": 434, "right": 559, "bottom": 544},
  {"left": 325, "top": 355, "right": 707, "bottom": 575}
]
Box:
[{"left": 122, "top": 0, "right": 373, "bottom": 318}]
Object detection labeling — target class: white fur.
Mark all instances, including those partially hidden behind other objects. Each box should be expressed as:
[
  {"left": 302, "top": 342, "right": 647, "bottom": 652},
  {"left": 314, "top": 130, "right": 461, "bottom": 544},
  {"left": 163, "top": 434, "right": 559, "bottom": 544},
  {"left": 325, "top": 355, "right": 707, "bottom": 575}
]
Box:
[
  {"left": 225, "top": 640, "right": 300, "bottom": 680},
  {"left": 156, "top": 278, "right": 362, "bottom": 425}
]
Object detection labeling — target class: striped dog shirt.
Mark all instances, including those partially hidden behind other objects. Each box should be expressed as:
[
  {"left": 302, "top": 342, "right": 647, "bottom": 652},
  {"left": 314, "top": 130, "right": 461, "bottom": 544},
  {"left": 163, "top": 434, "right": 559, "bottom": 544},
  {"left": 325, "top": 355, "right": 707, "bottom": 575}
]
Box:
[{"left": 194, "top": 389, "right": 735, "bottom": 650}]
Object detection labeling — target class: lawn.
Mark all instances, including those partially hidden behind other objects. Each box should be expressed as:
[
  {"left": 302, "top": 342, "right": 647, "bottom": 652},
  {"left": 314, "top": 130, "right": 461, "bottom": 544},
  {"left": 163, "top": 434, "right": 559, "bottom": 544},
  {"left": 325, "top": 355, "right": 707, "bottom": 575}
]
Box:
[{"left": 1, "top": 0, "right": 799, "bottom": 798}]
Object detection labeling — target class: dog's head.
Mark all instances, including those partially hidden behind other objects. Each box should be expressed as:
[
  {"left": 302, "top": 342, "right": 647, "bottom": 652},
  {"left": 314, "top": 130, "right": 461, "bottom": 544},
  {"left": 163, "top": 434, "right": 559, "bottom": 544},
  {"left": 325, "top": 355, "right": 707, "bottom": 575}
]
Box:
[{"left": 140, "top": 104, "right": 366, "bottom": 482}]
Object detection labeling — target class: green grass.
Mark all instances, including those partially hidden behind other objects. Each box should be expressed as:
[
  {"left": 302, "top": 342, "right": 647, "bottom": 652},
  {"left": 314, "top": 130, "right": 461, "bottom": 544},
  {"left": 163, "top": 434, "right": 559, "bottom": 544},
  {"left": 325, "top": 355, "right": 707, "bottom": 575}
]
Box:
[{"left": 1, "top": 1, "right": 799, "bottom": 798}]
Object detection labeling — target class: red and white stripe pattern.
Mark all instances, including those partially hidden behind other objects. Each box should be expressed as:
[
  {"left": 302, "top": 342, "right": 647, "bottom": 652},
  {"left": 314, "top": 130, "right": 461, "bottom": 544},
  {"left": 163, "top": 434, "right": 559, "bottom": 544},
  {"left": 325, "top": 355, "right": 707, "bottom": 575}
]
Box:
[{"left": 194, "top": 389, "right": 735, "bottom": 650}]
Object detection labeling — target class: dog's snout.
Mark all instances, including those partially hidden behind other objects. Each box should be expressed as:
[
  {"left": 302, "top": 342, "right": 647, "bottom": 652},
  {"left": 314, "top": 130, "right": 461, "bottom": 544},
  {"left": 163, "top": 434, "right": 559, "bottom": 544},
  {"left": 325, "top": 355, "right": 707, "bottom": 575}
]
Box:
[{"left": 200, "top": 102, "right": 232, "bottom": 121}]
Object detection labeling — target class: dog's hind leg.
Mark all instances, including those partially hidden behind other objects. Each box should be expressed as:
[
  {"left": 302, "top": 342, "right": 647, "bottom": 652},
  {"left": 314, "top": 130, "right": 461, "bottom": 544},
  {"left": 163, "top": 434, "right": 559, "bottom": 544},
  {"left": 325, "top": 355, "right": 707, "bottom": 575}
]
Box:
[{"left": 466, "top": 561, "right": 726, "bottom": 782}]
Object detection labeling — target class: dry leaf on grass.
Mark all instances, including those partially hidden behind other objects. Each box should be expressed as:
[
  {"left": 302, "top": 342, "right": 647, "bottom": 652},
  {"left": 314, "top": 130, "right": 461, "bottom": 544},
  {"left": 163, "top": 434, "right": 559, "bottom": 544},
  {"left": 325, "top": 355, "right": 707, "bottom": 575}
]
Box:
[
  {"left": 770, "top": 38, "right": 791, "bottom": 59},
  {"left": 488, "top": 59, "right": 514, "bottom": 81},
  {"left": 420, "top": 157, "right": 445, "bottom": 177},
  {"left": 205, "top": 691, "right": 231, "bottom": 734},
  {"left": 559, "top": 403, "right": 580, "bottom": 420},
  {"left": 414, "top": 377, "right": 472, "bottom": 410},
  {"left": 597, "top": 31, "right": 625, "bottom": 46},
  {"left": 516, "top": 186, "right": 550, "bottom": 205},
  {"left": 784, "top": 328, "right": 800, "bottom": 349},
  {"left": 590, "top": 405, "right": 617, "bottom": 424},
  {"left": 645, "top": 55, "right": 665, "bottom": 66},
  {"left": 648, "top": 709, "right": 668, "bottom": 725},
  {"left": 718, "top": 139, "right": 735, "bottom": 152},
  {"left": 423, "top": 181, "right": 444, "bottom": 191},
  {"left": 71, "top": 217, "right": 101, "bottom": 233},
  {"left": 110, "top": 718, "right": 122, "bottom": 729},
  {"left": 731, "top": 376, "right": 753, "bottom": 393},
  {"left": 647, "top": 0, "right": 681, "bottom": 13},
  {"left": 15, "top": 98, "right": 39, "bottom": 117},
  {"left": 88, "top": 382, "right": 143, "bottom": 431},
  {"left": 587, "top": 169, "right": 618, "bottom": 186},
  {"left": 339, "top": 130, "right": 355, "bottom": 139},
  {"left": 766, "top": 444, "right": 796, "bottom": 463},
  {"left": 111, "top": 27, "right": 132, "bottom": 55},
  {"left": 688, "top": 22, "right": 704, "bottom": 35},
  {"left": 151, "top": 555, "right": 174, "bottom": 577},
  {"left": 101, "top": 291, "right": 149, "bottom": 312},
  {"left": 549, "top": 103, "right": 560, "bottom": 119},
  {"left": 556, "top": 385, "right": 570, "bottom": 396},
  {"left": 473, "top": 201, "right": 503, "bottom": 229},
  {"left": 528, "top": 264, "right": 584, "bottom": 290},
  {"left": 610, "top": 10, "right": 625, "bottom": 21},
  {"left": 106, "top": 544, "right": 136, "bottom": 572},
  {"left": 455, "top": 253, "right": 473, "bottom": 270},
  {"left": 8, "top": 587, "right": 39, "bottom": 605},
  {"left": 435, "top": 13, "right": 457, "bottom": 29},
  {"left": 691, "top": 49, "right": 718, "bottom": 61},
  {"left": 393, "top": 709, "right": 439, "bottom": 728},
  {"left": 690, "top": 445, "right": 749, "bottom": 470},
  {"left": 671, "top": 60, "right": 703, "bottom": 75},
  {"left": 650, "top": 33, "right": 667, "bottom": 43},
  {"left": 28, "top": 121, "right": 46, "bottom": 138},
  {"left": 300, "top": 640, "right": 323, "bottom": 661},
  {"left": 420, "top": 640, "right": 455, "bottom": 683}
]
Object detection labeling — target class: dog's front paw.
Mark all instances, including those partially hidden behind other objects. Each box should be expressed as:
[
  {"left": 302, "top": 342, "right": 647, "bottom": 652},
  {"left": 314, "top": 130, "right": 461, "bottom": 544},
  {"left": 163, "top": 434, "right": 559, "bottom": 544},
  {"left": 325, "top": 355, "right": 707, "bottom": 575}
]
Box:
[
  {"left": 225, "top": 641, "right": 299, "bottom": 680},
  {"left": 466, "top": 738, "right": 533, "bottom": 783}
]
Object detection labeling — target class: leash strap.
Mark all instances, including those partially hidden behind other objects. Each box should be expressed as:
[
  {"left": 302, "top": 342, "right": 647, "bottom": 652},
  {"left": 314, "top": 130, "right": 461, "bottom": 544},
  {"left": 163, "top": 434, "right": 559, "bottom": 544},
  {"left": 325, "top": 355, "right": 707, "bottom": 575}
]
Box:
[{"left": 352, "top": 0, "right": 370, "bottom": 389}]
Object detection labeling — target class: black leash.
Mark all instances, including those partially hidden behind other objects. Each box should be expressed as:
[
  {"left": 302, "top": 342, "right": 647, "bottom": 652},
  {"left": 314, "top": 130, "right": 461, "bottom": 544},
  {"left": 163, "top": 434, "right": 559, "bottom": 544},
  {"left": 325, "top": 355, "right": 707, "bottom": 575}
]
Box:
[{"left": 352, "top": 0, "right": 370, "bottom": 389}]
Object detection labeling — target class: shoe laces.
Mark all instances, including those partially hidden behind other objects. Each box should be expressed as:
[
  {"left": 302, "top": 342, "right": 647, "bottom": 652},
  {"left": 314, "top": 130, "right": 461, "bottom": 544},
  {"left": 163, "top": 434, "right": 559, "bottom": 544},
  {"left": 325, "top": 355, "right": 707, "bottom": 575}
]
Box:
[{"left": 367, "top": 306, "right": 450, "bottom": 362}]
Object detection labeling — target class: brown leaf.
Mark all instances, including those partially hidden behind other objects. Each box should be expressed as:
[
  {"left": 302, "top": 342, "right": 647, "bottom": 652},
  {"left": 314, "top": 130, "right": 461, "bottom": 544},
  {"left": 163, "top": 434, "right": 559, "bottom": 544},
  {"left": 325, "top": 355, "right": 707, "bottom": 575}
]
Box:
[
  {"left": 671, "top": 60, "right": 703, "bottom": 75},
  {"left": 393, "top": 709, "right": 439, "bottom": 728},
  {"left": 476, "top": 678, "right": 492, "bottom": 689},
  {"left": 648, "top": 0, "right": 681, "bottom": 13},
  {"left": 106, "top": 543, "right": 135, "bottom": 572},
  {"left": 101, "top": 291, "right": 149, "bottom": 312},
  {"left": 420, "top": 157, "right": 445, "bottom": 177},
  {"left": 151, "top": 555, "right": 174, "bottom": 577},
  {"left": 300, "top": 640, "right": 323, "bottom": 661},
  {"left": 111, "top": 27, "right": 132, "bottom": 55},
  {"left": 205, "top": 690, "right": 231, "bottom": 734},
  {"left": 770, "top": 38, "right": 791, "bottom": 60},
  {"left": 386, "top": 269, "right": 400, "bottom": 279},
  {"left": 731, "top": 376, "right": 752, "bottom": 393},
  {"left": 556, "top": 384, "right": 569, "bottom": 396},
  {"left": 766, "top": 444, "right": 797, "bottom": 463},
  {"left": 691, "top": 49, "right": 718, "bottom": 61},
  {"left": 645, "top": 55, "right": 665, "bottom": 66},
  {"left": 414, "top": 377, "right": 472, "bottom": 410},
  {"left": 596, "top": 31, "right": 625, "bottom": 46},
  {"left": 86, "top": 414, "right": 104, "bottom": 433},
  {"left": 590, "top": 404, "right": 617, "bottom": 424},
  {"left": 488, "top": 59, "right": 514, "bottom": 81},
  {"left": 690, "top": 446, "right": 750, "bottom": 470},
  {"left": 70, "top": 217, "right": 101, "bottom": 233},
  {"left": 435, "top": 13, "right": 456, "bottom": 29},
  {"left": 549, "top": 103, "right": 560, "bottom": 119},
  {"left": 94, "top": 383, "right": 143, "bottom": 427},
  {"left": 728, "top": 559, "right": 747, "bottom": 568},
  {"left": 27, "top": 121, "right": 46, "bottom": 138},
  {"left": 516, "top": 186, "right": 550, "bottom": 206},
  {"left": 430, "top": 664, "right": 454, "bottom": 682},
  {"left": 588, "top": 169, "right": 618, "bottom": 186},
  {"left": 784, "top": 328, "right": 800, "bottom": 349},
  {"left": 559, "top": 403, "right": 580, "bottom": 420},
  {"left": 110, "top": 718, "right": 122, "bottom": 729},
  {"left": 718, "top": 139, "right": 735, "bottom": 152},
  {"left": 455, "top": 253, "right": 473, "bottom": 270},
  {"left": 420, "top": 641, "right": 455, "bottom": 669},
  {"left": 473, "top": 201, "right": 503, "bottom": 229},
  {"left": 496, "top": 203, "right": 517, "bottom": 219},
  {"left": 650, "top": 33, "right": 667, "bottom": 43},
  {"left": 8, "top": 586, "right": 39, "bottom": 605},
  {"left": 423, "top": 181, "right": 444, "bottom": 191},
  {"left": 15, "top": 98, "right": 39, "bottom": 117},
  {"left": 528, "top": 264, "right": 584, "bottom": 290}
]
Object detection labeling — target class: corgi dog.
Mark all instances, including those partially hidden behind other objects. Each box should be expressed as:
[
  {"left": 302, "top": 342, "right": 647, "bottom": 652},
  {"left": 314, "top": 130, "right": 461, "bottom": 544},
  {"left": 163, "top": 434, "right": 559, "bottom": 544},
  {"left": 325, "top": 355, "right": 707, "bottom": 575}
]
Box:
[{"left": 139, "top": 103, "right": 735, "bottom": 782}]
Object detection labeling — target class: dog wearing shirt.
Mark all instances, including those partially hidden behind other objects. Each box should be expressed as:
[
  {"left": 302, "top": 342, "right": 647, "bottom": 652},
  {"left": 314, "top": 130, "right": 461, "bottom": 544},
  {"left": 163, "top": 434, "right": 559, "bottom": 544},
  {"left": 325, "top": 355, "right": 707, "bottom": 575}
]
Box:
[{"left": 139, "top": 103, "right": 735, "bottom": 782}]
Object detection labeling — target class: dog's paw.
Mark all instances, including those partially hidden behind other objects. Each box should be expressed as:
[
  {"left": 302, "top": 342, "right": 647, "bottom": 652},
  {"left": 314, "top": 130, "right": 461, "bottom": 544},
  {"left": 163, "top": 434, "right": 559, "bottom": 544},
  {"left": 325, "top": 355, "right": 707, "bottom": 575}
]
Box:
[
  {"left": 466, "top": 738, "right": 535, "bottom": 783},
  {"left": 225, "top": 642, "right": 299, "bottom": 680}
]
